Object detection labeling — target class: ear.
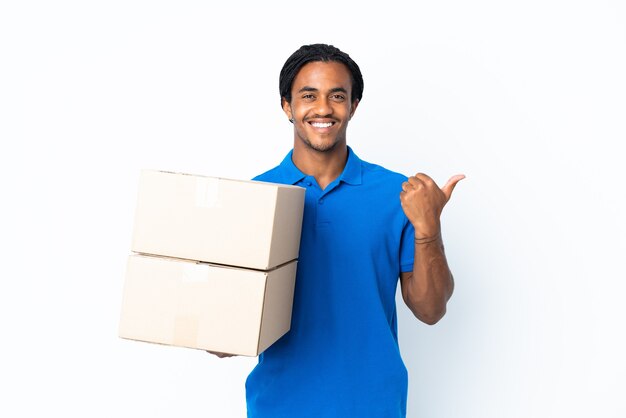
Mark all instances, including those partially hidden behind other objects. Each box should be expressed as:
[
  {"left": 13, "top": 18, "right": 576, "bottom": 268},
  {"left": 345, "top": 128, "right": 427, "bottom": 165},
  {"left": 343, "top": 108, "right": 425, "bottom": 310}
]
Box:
[
  {"left": 281, "top": 97, "right": 293, "bottom": 121},
  {"left": 349, "top": 99, "right": 360, "bottom": 120}
]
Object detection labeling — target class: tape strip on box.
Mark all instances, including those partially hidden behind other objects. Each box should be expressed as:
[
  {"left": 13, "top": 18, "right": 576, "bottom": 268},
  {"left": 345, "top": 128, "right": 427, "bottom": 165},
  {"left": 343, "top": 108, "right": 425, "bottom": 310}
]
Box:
[
  {"left": 174, "top": 316, "right": 200, "bottom": 348},
  {"left": 173, "top": 263, "right": 208, "bottom": 348},
  {"left": 182, "top": 262, "right": 208, "bottom": 283},
  {"left": 195, "top": 177, "right": 221, "bottom": 208}
]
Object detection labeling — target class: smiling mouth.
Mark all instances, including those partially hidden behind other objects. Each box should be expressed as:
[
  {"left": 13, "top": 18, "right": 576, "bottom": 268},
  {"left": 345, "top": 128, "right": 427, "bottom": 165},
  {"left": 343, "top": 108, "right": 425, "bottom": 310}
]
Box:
[{"left": 308, "top": 121, "right": 335, "bottom": 128}]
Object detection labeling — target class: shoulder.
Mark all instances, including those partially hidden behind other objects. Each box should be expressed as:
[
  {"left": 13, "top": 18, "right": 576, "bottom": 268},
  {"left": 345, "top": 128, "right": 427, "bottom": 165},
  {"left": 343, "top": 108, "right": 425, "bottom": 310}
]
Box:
[
  {"left": 359, "top": 158, "right": 408, "bottom": 185},
  {"left": 253, "top": 165, "right": 282, "bottom": 182}
]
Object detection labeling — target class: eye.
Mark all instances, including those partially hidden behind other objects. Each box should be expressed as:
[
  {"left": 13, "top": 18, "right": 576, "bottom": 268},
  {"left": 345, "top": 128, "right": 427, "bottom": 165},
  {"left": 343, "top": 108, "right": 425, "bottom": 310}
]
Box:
[
  {"left": 302, "top": 94, "right": 315, "bottom": 100},
  {"left": 331, "top": 94, "right": 346, "bottom": 101}
]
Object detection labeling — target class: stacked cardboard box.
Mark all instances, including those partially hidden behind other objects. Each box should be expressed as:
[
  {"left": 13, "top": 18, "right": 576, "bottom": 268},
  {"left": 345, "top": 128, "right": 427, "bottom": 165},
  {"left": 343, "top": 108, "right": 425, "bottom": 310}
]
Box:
[{"left": 119, "top": 170, "right": 305, "bottom": 356}]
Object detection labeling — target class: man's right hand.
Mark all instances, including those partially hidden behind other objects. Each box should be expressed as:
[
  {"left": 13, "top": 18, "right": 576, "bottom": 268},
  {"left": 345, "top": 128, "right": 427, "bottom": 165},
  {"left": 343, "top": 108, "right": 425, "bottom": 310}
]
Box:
[{"left": 206, "top": 350, "right": 237, "bottom": 358}]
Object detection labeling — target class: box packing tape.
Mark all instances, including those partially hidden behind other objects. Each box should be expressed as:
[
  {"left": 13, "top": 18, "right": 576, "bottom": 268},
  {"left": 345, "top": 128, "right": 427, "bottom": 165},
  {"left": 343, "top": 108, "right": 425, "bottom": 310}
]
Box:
[
  {"left": 195, "top": 177, "right": 221, "bottom": 208},
  {"left": 173, "top": 263, "right": 208, "bottom": 348}
]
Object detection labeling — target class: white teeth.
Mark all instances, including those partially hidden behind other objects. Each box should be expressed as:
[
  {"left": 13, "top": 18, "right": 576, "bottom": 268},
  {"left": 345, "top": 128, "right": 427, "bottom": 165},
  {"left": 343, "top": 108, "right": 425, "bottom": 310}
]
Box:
[{"left": 311, "top": 122, "right": 333, "bottom": 128}]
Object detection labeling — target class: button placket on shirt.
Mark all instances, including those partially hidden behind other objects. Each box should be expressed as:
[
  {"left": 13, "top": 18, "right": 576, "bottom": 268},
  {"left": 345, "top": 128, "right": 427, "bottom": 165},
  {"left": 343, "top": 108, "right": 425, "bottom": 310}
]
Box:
[
  {"left": 301, "top": 177, "right": 341, "bottom": 225},
  {"left": 301, "top": 176, "right": 322, "bottom": 226},
  {"left": 316, "top": 182, "right": 343, "bottom": 225}
]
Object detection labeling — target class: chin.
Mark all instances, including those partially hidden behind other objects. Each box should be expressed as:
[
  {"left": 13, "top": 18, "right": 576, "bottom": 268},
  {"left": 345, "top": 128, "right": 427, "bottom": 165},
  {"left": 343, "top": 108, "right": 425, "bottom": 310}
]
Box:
[
  {"left": 305, "top": 140, "right": 339, "bottom": 153},
  {"left": 299, "top": 134, "right": 343, "bottom": 153}
]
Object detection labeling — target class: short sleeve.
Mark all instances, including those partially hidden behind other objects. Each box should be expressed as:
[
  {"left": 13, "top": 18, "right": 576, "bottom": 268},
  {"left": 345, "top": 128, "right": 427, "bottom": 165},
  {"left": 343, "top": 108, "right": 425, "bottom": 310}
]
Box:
[{"left": 400, "top": 219, "right": 415, "bottom": 273}]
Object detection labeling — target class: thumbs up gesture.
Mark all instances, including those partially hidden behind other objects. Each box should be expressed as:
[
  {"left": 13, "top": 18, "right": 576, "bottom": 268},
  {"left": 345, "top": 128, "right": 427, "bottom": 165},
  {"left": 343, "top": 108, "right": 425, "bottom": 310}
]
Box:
[{"left": 400, "top": 173, "right": 465, "bottom": 239}]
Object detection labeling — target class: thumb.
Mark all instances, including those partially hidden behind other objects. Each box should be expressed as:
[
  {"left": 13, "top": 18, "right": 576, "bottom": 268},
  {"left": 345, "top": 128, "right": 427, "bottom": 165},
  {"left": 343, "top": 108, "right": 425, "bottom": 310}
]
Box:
[{"left": 441, "top": 174, "right": 466, "bottom": 202}]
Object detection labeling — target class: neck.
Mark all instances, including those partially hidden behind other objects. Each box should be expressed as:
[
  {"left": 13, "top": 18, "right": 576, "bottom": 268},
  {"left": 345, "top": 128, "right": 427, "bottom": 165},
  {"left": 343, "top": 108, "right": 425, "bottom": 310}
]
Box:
[{"left": 292, "top": 141, "right": 348, "bottom": 190}]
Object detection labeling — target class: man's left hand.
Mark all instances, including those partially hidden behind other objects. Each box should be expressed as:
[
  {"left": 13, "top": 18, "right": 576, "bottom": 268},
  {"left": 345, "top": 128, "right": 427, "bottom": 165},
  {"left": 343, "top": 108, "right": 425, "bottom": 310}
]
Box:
[{"left": 400, "top": 173, "right": 465, "bottom": 238}]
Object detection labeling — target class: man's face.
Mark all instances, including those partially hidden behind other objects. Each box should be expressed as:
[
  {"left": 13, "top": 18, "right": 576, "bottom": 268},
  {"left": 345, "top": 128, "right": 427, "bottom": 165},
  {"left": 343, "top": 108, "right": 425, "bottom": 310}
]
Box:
[{"left": 283, "top": 61, "right": 359, "bottom": 153}]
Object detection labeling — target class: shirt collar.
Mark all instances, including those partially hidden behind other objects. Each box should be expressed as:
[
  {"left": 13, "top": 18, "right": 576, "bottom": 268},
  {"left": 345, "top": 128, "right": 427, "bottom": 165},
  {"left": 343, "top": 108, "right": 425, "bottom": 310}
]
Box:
[
  {"left": 278, "top": 146, "right": 363, "bottom": 186},
  {"left": 278, "top": 150, "right": 307, "bottom": 185},
  {"left": 338, "top": 146, "right": 363, "bottom": 185}
]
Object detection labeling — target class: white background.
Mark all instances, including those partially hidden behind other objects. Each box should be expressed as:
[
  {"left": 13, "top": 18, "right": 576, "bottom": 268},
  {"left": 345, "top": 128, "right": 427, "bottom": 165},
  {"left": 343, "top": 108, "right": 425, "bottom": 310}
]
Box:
[{"left": 1, "top": 1, "right": 624, "bottom": 417}]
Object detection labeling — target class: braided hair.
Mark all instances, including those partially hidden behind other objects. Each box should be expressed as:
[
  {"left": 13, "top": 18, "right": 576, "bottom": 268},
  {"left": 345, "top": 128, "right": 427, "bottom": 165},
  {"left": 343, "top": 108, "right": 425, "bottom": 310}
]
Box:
[{"left": 279, "top": 44, "right": 364, "bottom": 106}]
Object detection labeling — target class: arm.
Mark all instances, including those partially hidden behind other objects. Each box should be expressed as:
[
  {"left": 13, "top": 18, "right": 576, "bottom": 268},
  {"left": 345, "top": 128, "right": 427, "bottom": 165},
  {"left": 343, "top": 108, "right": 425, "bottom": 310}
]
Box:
[
  {"left": 399, "top": 236, "right": 454, "bottom": 325},
  {"left": 399, "top": 173, "right": 465, "bottom": 325}
]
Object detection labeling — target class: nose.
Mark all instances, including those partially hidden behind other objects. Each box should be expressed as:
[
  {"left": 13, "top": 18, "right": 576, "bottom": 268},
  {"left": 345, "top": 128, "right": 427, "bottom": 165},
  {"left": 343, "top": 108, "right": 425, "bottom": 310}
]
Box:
[{"left": 314, "top": 97, "right": 332, "bottom": 117}]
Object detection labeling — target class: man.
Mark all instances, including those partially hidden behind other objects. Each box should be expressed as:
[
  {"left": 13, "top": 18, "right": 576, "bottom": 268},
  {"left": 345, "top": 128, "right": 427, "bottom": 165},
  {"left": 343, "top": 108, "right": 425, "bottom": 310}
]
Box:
[{"left": 217, "top": 44, "right": 464, "bottom": 418}]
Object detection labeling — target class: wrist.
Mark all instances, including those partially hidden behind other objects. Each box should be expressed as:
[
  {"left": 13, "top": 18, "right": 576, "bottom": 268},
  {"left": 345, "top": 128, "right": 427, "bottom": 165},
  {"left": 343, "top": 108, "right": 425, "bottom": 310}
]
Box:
[
  {"left": 412, "top": 220, "right": 441, "bottom": 241},
  {"left": 414, "top": 230, "right": 441, "bottom": 244}
]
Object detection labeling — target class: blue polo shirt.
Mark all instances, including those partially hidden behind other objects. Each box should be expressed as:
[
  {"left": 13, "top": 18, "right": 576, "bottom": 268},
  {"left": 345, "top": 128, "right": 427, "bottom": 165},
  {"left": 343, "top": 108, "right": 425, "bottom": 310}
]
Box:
[{"left": 246, "top": 147, "right": 415, "bottom": 418}]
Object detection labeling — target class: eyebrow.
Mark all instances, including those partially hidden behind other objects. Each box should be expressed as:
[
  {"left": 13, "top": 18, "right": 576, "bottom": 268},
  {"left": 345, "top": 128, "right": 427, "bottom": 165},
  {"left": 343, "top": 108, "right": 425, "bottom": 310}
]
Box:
[{"left": 297, "top": 86, "right": 349, "bottom": 94}]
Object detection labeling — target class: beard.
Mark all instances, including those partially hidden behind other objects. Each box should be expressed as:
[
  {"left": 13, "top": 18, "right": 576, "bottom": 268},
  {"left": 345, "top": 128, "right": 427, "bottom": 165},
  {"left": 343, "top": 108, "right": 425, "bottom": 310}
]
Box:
[
  {"left": 296, "top": 127, "right": 344, "bottom": 153},
  {"left": 301, "top": 137, "right": 339, "bottom": 152}
]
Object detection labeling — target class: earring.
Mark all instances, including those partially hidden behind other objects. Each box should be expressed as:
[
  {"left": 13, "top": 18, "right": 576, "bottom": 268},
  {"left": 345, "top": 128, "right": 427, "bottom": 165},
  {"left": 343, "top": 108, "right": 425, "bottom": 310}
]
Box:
[{"left": 289, "top": 118, "right": 294, "bottom": 123}]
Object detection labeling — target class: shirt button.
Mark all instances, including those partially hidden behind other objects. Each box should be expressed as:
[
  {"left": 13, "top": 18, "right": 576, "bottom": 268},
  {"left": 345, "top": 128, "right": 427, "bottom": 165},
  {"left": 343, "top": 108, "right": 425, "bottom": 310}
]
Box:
[
  {"left": 319, "top": 199, "right": 324, "bottom": 204},
  {"left": 306, "top": 182, "right": 312, "bottom": 186}
]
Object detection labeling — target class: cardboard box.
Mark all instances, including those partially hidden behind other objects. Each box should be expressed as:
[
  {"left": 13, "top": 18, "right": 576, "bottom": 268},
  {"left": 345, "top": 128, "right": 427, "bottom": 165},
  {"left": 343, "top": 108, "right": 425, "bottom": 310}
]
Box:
[
  {"left": 119, "top": 254, "right": 297, "bottom": 356},
  {"left": 131, "top": 170, "right": 305, "bottom": 270}
]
